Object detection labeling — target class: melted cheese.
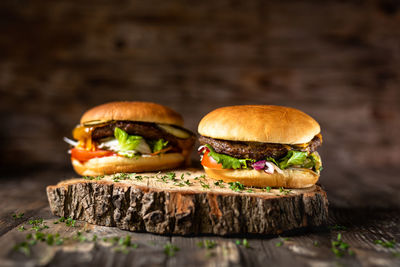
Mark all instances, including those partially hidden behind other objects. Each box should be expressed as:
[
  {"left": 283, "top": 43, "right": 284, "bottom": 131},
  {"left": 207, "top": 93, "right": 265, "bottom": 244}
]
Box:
[
  {"left": 72, "top": 125, "right": 96, "bottom": 150},
  {"left": 72, "top": 121, "right": 112, "bottom": 150}
]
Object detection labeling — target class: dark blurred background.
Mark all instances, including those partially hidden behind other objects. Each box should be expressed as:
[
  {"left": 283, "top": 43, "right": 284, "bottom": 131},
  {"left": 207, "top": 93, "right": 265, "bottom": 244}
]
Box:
[{"left": 1, "top": 0, "right": 399, "bottom": 208}]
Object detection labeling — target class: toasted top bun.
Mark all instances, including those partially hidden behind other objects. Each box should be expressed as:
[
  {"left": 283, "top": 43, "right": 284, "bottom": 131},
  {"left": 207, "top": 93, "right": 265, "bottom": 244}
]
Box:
[
  {"left": 198, "top": 105, "right": 320, "bottom": 144},
  {"left": 80, "top": 101, "right": 184, "bottom": 126}
]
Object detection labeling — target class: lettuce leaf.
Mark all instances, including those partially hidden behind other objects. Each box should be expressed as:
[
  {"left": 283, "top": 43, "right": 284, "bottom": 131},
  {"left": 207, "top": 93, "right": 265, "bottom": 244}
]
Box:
[
  {"left": 278, "top": 150, "right": 308, "bottom": 169},
  {"left": 267, "top": 151, "right": 322, "bottom": 172},
  {"left": 114, "top": 127, "right": 143, "bottom": 151},
  {"left": 204, "top": 145, "right": 253, "bottom": 169},
  {"left": 149, "top": 139, "right": 169, "bottom": 153},
  {"left": 310, "top": 152, "right": 322, "bottom": 172}
]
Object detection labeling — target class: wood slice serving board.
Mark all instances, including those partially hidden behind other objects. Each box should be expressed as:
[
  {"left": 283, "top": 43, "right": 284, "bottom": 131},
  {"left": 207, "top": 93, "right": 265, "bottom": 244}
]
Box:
[{"left": 46, "top": 169, "right": 328, "bottom": 236}]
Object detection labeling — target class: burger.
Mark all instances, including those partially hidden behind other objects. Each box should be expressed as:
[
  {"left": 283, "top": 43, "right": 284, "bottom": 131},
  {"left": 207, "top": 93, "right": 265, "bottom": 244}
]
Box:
[
  {"left": 197, "top": 105, "right": 322, "bottom": 188},
  {"left": 64, "top": 101, "right": 195, "bottom": 176}
]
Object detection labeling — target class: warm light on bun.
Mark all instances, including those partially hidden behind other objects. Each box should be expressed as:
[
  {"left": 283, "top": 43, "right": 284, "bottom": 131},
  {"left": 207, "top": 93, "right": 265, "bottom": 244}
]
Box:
[
  {"left": 81, "top": 101, "right": 184, "bottom": 126},
  {"left": 204, "top": 167, "right": 319, "bottom": 188},
  {"left": 72, "top": 153, "right": 185, "bottom": 176},
  {"left": 198, "top": 105, "right": 320, "bottom": 144}
]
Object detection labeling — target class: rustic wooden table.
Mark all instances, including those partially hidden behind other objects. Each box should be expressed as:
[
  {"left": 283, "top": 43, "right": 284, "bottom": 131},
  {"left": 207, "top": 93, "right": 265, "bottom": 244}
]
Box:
[
  {"left": 0, "top": 167, "right": 399, "bottom": 267},
  {"left": 1, "top": 0, "right": 400, "bottom": 266}
]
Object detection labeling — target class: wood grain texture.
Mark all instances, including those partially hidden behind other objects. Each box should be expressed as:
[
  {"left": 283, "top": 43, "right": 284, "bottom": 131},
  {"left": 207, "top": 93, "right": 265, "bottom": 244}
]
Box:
[{"left": 46, "top": 169, "right": 328, "bottom": 235}]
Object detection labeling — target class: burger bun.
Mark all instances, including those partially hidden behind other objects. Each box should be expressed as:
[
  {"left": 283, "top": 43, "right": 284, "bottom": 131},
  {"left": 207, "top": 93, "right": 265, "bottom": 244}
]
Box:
[
  {"left": 203, "top": 166, "right": 319, "bottom": 188},
  {"left": 72, "top": 153, "right": 185, "bottom": 176}
]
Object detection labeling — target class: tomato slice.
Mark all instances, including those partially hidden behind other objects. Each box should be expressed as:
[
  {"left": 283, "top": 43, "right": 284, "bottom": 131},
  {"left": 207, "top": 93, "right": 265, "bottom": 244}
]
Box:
[
  {"left": 71, "top": 148, "right": 115, "bottom": 162},
  {"left": 201, "top": 151, "right": 223, "bottom": 169}
]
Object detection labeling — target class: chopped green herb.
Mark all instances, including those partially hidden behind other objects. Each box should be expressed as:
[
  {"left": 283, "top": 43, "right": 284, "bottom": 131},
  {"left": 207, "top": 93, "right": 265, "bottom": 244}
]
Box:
[
  {"left": 180, "top": 173, "right": 185, "bottom": 180},
  {"left": 374, "top": 239, "right": 396, "bottom": 248},
  {"left": 73, "top": 231, "right": 87, "bottom": 242},
  {"left": 275, "top": 237, "right": 289, "bottom": 247},
  {"left": 13, "top": 213, "right": 24, "bottom": 219},
  {"left": 166, "top": 172, "right": 176, "bottom": 181},
  {"left": 235, "top": 239, "right": 250, "bottom": 248},
  {"left": 55, "top": 236, "right": 64, "bottom": 245},
  {"left": 279, "top": 187, "right": 292, "bottom": 195},
  {"left": 118, "top": 236, "right": 131, "bottom": 246},
  {"left": 131, "top": 175, "right": 141, "bottom": 181},
  {"left": 197, "top": 240, "right": 217, "bottom": 249},
  {"left": 92, "top": 235, "right": 98, "bottom": 242},
  {"left": 164, "top": 243, "right": 179, "bottom": 257},
  {"left": 14, "top": 231, "right": 64, "bottom": 256},
  {"left": 95, "top": 175, "right": 104, "bottom": 180},
  {"left": 200, "top": 180, "right": 210, "bottom": 189},
  {"left": 265, "top": 186, "right": 271, "bottom": 192},
  {"left": 228, "top": 182, "right": 245, "bottom": 192},
  {"left": 65, "top": 217, "right": 76, "bottom": 227},
  {"left": 246, "top": 189, "right": 254, "bottom": 193},
  {"left": 214, "top": 180, "right": 225, "bottom": 188},
  {"left": 33, "top": 232, "right": 46, "bottom": 241},
  {"left": 29, "top": 219, "right": 43, "bottom": 225},
  {"left": 29, "top": 218, "right": 49, "bottom": 231},
  {"left": 18, "top": 226, "right": 26, "bottom": 232},
  {"left": 113, "top": 173, "right": 132, "bottom": 182},
  {"left": 331, "top": 233, "right": 353, "bottom": 258},
  {"left": 184, "top": 180, "right": 192, "bottom": 186},
  {"left": 313, "top": 241, "right": 320, "bottom": 247}
]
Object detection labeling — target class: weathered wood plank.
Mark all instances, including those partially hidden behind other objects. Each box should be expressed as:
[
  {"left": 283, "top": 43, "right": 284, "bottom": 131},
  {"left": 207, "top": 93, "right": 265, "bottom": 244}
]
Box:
[{"left": 0, "top": 205, "right": 399, "bottom": 266}]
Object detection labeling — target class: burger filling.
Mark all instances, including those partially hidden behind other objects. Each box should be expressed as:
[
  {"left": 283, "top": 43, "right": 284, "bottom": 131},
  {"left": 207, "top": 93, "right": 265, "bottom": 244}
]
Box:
[
  {"left": 65, "top": 121, "right": 195, "bottom": 162},
  {"left": 199, "top": 134, "right": 322, "bottom": 174}
]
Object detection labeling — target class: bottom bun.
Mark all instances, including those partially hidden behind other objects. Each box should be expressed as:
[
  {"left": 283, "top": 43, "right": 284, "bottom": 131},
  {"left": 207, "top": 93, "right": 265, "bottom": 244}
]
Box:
[
  {"left": 72, "top": 153, "right": 185, "bottom": 176},
  {"left": 204, "top": 167, "right": 319, "bottom": 188}
]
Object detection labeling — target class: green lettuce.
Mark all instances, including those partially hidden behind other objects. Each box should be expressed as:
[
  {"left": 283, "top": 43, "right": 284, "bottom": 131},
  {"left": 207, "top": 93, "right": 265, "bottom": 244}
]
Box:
[
  {"left": 204, "top": 145, "right": 254, "bottom": 169},
  {"left": 267, "top": 151, "right": 322, "bottom": 172},
  {"left": 149, "top": 139, "right": 169, "bottom": 153},
  {"left": 278, "top": 150, "right": 308, "bottom": 169},
  {"left": 114, "top": 127, "right": 143, "bottom": 151}
]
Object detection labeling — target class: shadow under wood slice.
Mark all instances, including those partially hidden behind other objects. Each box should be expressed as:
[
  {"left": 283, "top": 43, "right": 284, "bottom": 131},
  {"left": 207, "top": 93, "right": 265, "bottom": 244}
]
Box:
[{"left": 46, "top": 169, "right": 328, "bottom": 236}]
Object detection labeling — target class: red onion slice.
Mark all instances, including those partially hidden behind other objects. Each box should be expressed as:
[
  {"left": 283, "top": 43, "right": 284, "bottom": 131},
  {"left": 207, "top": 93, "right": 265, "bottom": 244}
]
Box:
[
  {"left": 252, "top": 160, "right": 266, "bottom": 170},
  {"left": 197, "top": 145, "right": 209, "bottom": 154}
]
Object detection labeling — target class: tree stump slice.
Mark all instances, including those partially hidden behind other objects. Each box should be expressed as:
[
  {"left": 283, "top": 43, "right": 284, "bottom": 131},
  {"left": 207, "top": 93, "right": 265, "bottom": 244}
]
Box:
[{"left": 46, "top": 169, "right": 328, "bottom": 235}]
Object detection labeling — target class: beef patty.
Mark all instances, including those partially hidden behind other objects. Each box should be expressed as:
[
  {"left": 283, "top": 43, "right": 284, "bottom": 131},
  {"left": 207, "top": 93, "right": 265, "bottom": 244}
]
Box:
[
  {"left": 91, "top": 121, "right": 195, "bottom": 153},
  {"left": 199, "top": 134, "right": 322, "bottom": 160}
]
